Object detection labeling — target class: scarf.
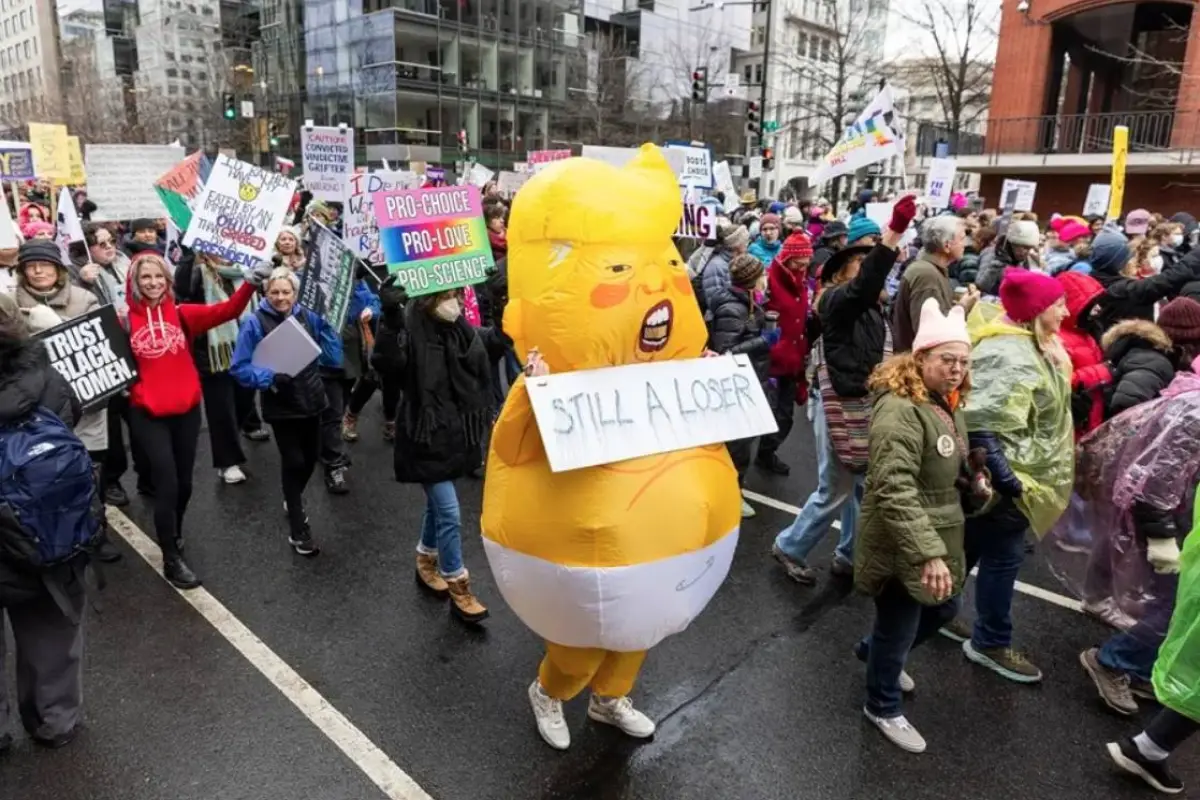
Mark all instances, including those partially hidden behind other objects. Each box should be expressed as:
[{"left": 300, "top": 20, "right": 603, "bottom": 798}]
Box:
[
  {"left": 406, "top": 303, "right": 492, "bottom": 447},
  {"left": 202, "top": 264, "right": 251, "bottom": 371}
]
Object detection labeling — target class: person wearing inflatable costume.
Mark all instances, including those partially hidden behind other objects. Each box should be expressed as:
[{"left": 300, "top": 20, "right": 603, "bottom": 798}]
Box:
[{"left": 481, "top": 145, "right": 742, "bottom": 751}]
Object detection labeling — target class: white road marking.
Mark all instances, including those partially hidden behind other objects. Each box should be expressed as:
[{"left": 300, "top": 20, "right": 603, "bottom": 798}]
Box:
[
  {"left": 742, "top": 489, "right": 1085, "bottom": 614},
  {"left": 106, "top": 508, "right": 434, "bottom": 800}
]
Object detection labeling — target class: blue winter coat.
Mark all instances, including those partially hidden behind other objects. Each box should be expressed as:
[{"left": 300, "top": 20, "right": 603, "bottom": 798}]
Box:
[{"left": 748, "top": 236, "right": 782, "bottom": 268}]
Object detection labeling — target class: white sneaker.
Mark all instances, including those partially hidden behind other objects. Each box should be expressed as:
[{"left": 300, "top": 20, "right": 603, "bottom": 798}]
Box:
[
  {"left": 863, "top": 707, "right": 927, "bottom": 753},
  {"left": 588, "top": 694, "right": 656, "bottom": 738},
  {"left": 528, "top": 681, "right": 570, "bottom": 750},
  {"left": 1083, "top": 598, "right": 1136, "bottom": 631},
  {"left": 899, "top": 670, "right": 916, "bottom": 693},
  {"left": 741, "top": 499, "right": 757, "bottom": 518},
  {"left": 220, "top": 465, "right": 247, "bottom": 484}
]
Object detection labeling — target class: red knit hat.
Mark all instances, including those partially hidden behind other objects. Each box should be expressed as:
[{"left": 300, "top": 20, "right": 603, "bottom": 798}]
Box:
[
  {"left": 999, "top": 267, "right": 1065, "bottom": 323},
  {"left": 778, "top": 231, "right": 813, "bottom": 262}
]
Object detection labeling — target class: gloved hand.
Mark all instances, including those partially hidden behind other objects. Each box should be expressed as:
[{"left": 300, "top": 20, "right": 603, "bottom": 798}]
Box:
[
  {"left": 1147, "top": 538, "right": 1182, "bottom": 575},
  {"left": 379, "top": 275, "right": 409, "bottom": 315},
  {"left": 888, "top": 195, "right": 918, "bottom": 235},
  {"left": 244, "top": 262, "right": 275, "bottom": 287},
  {"left": 763, "top": 328, "right": 782, "bottom": 347},
  {"left": 272, "top": 372, "right": 293, "bottom": 390}
]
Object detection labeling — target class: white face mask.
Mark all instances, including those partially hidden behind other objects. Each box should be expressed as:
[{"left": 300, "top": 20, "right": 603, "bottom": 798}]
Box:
[
  {"left": 1171, "top": 233, "right": 1185, "bottom": 247},
  {"left": 433, "top": 297, "right": 462, "bottom": 322},
  {"left": 1149, "top": 252, "right": 1164, "bottom": 273}
]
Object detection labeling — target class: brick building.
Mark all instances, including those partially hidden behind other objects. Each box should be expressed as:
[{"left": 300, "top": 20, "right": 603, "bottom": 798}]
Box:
[{"left": 959, "top": 0, "right": 1200, "bottom": 217}]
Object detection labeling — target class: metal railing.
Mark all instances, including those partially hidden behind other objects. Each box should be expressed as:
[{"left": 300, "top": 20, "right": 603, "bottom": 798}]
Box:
[{"left": 971, "top": 110, "right": 1200, "bottom": 160}]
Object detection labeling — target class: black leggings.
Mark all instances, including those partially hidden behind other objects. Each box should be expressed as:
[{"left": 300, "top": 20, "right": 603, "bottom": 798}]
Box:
[
  {"left": 347, "top": 374, "right": 401, "bottom": 422},
  {"left": 128, "top": 405, "right": 202, "bottom": 556},
  {"left": 1145, "top": 708, "right": 1200, "bottom": 753},
  {"left": 272, "top": 417, "right": 322, "bottom": 535},
  {"left": 200, "top": 371, "right": 261, "bottom": 469}
]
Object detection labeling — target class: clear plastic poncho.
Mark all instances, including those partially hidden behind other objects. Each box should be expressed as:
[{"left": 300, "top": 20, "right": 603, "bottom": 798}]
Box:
[
  {"left": 966, "top": 303, "right": 1074, "bottom": 536},
  {"left": 1154, "top": 498, "right": 1200, "bottom": 722},
  {"left": 1045, "top": 369, "right": 1200, "bottom": 639}
]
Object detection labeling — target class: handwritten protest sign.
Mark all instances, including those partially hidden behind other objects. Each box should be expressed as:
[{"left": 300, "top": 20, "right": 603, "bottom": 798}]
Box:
[
  {"left": 0, "top": 143, "right": 34, "bottom": 180},
  {"left": 64, "top": 137, "right": 86, "bottom": 185},
  {"left": 924, "top": 158, "right": 956, "bottom": 210},
  {"left": 34, "top": 305, "right": 138, "bottom": 411},
  {"left": 372, "top": 185, "right": 494, "bottom": 297},
  {"left": 664, "top": 142, "right": 714, "bottom": 189},
  {"left": 300, "top": 220, "right": 357, "bottom": 331},
  {"left": 675, "top": 203, "right": 716, "bottom": 239},
  {"left": 1000, "top": 178, "right": 1037, "bottom": 212},
  {"left": 300, "top": 126, "right": 355, "bottom": 202},
  {"left": 1083, "top": 184, "right": 1110, "bottom": 217},
  {"left": 342, "top": 170, "right": 420, "bottom": 263},
  {"left": 495, "top": 171, "right": 528, "bottom": 198},
  {"left": 182, "top": 154, "right": 296, "bottom": 267},
  {"left": 85, "top": 144, "right": 185, "bottom": 221},
  {"left": 155, "top": 151, "right": 211, "bottom": 230},
  {"left": 524, "top": 355, "right": 777, "bottom": 472},
  {"left": 29, "top": 123, "right": 70, "bottom": 181}
]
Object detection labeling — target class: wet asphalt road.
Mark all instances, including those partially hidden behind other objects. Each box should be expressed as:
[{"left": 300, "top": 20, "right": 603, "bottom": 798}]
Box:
[{"left": 1, "top": 398, "right": 1196, "bottom": 800}]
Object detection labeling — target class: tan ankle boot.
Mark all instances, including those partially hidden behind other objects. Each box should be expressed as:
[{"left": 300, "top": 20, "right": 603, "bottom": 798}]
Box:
[
  {"left": 415, "top": 552, "right": 449, "bottom": 597},
  {"left": 446, "top": 571, "right": 489, "bottom": 623}
]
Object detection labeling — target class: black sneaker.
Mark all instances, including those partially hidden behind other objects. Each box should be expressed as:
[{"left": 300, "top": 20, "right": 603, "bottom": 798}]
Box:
[
  {"left": 242, "top": 428, "right": 271, "bottom": 442},
  {"left": 325, "top": 467, "right": 349, "bottom": 495},
  {"left": 289, "top": 527, "right": 320, "bottom": 557},
  {"left": 756, "top": 453, "right": 791, "bottom": 476},
  {"left": 163, "top": 556, "right": 201, "bottom": 590},
  {"left": 31, "top": 727, "right": 78, "bottom": 749},
  {"left": 95, "top": 537, "right": 123, "bottom": 564},
  {"left": 104, "top": 485, "right": 130, "bottom": 507},
  {"left": 1106, "top": 738, "right": 1184, "bottom": 794}
]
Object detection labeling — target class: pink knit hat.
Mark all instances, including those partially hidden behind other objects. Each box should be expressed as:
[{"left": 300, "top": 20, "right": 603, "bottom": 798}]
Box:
[
  {"left": 912, "top": 298, "right": 970, "bottom": 353},
  {"left": 1057, "top": 219, "right": 1091, "bottom": 244},
  {"left": 1000, "top": 268, "right": 1065, "bottom": 323}
]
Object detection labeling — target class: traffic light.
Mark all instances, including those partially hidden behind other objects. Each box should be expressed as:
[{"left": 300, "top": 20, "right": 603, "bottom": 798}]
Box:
[
  {"left": 457, "top": 128, "right": 469, "bottom": 156},
  {"left": 691, "top": 67, "right": 708, "bottom": 103},
  {"left": 268, "top": 122, "right": 279, "bottom": 148},
  {"left": 761, "top": 146, "right": 774, "bottom": 171},
  {"left": 223, "top": 93, "right": 236, "bottom": 120},
  {"left": 746, "top": 101, "right": 761, "bottom": 137}
]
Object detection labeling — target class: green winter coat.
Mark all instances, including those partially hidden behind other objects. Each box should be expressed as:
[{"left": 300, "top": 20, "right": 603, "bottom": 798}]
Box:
[{"left": 854, "top": 389, "right": 969, "bottom": 604}]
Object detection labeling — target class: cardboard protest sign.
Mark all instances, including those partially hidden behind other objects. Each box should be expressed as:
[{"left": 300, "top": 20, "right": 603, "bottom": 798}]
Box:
[
  {"left": 300, "top": 126, "right": 355, "bottom": 202},
  {"left": 34, "top": 305, "right": 138, "bottom": 411},
  {"left": 664, "top": 141, "right": 714, "bottom": 189},
  {"left": 0, "top": 142, "right": 34, "bottom": 180},
  {"left": 342, "top": 170, "right": 420, "bottom": 263},
  {"left": 182, "top": 154, "right": 296, "bottom": 267},
  {"left": 676, "top": 203, "right": 716, "bottom": 239},
  {"left": 155, "top": 151, "right": 211, "bottom": 230},
  {"left": 300, "top": 220, "right": 357, "bottom": 331},
  {"left": 524, "top": 355, "right": 778, "bottom": 472},
  {"left": 63, "top": 137, "right": 86, "bottom": 186},
  {"left": 85, "top": 144, "right": 186, "bottom": 221},
  {"left": 29, "top": 123, "right": 70, "bottom": 181},
  {"left": 372, "top": 185, "right": 494, "bottom": 297}
]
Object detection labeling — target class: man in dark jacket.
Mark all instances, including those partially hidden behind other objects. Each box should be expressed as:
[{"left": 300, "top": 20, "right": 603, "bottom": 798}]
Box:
[
  {"left": 810, "top": 220, "right": 847, "bottom": 276},
  {"left": 0, "top": 299, "right": 88, "bottom": 750},
  {"left": 123, "top": 218, "right": 163, "bottom": 259},
  {"left": 1090, "top": 226, "right": 1198, "bottom": 331}
]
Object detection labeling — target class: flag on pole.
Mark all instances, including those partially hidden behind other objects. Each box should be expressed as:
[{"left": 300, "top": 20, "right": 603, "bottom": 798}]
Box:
[
  {"left": 809, "top": 115, "right": 899, "bottom": 187},
  {"left": 55, "top": 185, "right": 85, "bottom": 266}
]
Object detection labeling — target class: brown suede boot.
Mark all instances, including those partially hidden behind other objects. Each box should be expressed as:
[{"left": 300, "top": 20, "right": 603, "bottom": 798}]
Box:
[
  {"left": 415, "top": 552, "right": 449, "bottom": 597},
  {"left": 446, "top": 571, "right": 489, "bottom": 624}
]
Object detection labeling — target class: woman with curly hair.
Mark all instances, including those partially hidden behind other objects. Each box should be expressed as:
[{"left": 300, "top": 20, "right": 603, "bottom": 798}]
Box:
[{"left": 853, "top": 298, "right": 986, "bottom": 754}]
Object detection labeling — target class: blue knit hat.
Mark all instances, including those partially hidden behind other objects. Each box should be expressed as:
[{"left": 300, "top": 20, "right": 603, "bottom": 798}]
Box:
[
  {"left": 768, "top": 201, "right": 786, "bottom": 214},
  {"left": 846, "top": 215, "right": 882, "bottom": 244},
  {"left": 1089, "top": 226, "right": 1131, "bottom": 276}
]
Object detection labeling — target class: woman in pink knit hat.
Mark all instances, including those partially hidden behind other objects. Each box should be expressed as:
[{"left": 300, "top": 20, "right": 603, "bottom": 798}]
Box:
[{"left": 942, "top": 267, "right": 1074, "bottom": 685}]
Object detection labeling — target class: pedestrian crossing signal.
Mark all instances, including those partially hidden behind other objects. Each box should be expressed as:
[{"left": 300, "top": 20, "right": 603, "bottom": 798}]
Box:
[
  {"left": 691, "top": 68, "right": 708, "bottom": 104},
  {"left": 746, "top": 102, "right": 761, "bottom": 137},
  {"left": 223, "top": 93, "right": 236, "bottom": 120},
  {"left": 761, "top": 146, "right": 774, "bottom": 171}
]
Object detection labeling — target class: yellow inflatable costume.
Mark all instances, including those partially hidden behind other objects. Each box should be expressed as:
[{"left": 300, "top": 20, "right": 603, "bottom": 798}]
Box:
[{"left": 481, "top": 145, "right": 741, "bottom": 741}]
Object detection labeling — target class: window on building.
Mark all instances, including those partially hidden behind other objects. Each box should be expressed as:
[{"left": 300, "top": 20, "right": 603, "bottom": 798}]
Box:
[
  {"left": 166, "top": 68, "right": 178, "bottom": 77},
  {"left": 743, "top": 63, "right": 752, "bottom": 84},
  {"left": 754, "top": 62, "right": 762, "bottom": 84},
  {"left": 798, "top": 32, "right": 807, "bottom": 57},
  {"left": 31, "top": 37, "right": 35, "bottom": 55},
  {"left": 821, "top": 39, "right": 831, "bottom": 62},
  {"left": 168, "top": 85, "right": 178, "bottom": 95},
  {"left": 22, "top": 40, "right": 30, "bottom": 59}
]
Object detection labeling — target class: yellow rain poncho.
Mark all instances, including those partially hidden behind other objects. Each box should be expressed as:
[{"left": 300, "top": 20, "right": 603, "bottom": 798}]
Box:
[
  {"left": 966, "top": 303, "right": 1074, "bottom": 536},
  {"left": 1153, "top": 496, "right": 1200, "bottom": 721}
]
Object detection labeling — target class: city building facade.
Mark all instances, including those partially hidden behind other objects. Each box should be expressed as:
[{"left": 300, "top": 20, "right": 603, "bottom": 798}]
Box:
[{"left": 0, "top": 0, "right": 65, "bottom": 133}]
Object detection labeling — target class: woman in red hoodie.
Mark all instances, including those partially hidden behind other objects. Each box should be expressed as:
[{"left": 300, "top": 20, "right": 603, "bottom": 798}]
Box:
[
  {"left": 757, "top": 231, "right": 814, "bottom": 476},
  {"left": 1055, "top": 270, "right": 1107, "bottom": 438},
  {"left": 125, "top": 251, "right": 267, "bottom": 589}
]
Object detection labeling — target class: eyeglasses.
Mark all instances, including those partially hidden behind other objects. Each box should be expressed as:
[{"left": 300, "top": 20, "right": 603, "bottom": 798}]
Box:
[
  {"left": 93, "top": 239, "right": 114, "bottom": 247},
  {"left": 937, "top": 354, "right": 971, "bottom": 369}
]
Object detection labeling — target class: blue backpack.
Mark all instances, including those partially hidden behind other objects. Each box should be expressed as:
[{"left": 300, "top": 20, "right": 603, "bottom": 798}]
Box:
[{"left": 0, "top": 407, "right": 101, "bottom": 570}]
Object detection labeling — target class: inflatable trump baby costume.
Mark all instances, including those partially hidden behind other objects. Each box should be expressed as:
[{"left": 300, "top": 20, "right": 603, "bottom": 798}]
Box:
[{"left": 481, "top": 145, "right": 742, "bottom": 750}]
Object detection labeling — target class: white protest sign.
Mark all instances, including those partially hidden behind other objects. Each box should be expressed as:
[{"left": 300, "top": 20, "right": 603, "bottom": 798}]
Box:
[
  {"left": 300, "top": 126, "right": 355, "bottom": 202},
  {"left": 664, "top": 142, "right": 714, "bottom": 189},
  {"left": 712, "top": 161, "right": 739, "bottom": 212},
  {"left": 676, "top": 203, "right": 716, "bottom": 239},
  {"left": 55, "top": 186, "right": 84, "bottom": 266},
  {"left": 496, "top": 171, "right": 529, "bottom": 198},
  {"left": 343, "top": 170, "right": 420, "bottom": 262},
  {"left": 513, "top": 161, "right": 531, "bottom": 174},
  {"left": 84, "top": 144, "right": 185, "bottom": 221},
  {"left": 1000, "top": 178, "right": 1037, "bottom": 212},
  {"left": 1083, "top": 184, "right": 1111, "bottom": 217},
  {"left": 182, "top": 154, "right": 296, "bottom": 267},
  {"left": 0, "top": 187, "right": 20, "bottom": 248},
  {"left": 524, "top": 355, "right": 778, "bottom": 473},
  {"left": 581, "top": 145, "right": 687, "bottom": 180},
  {"left": 924, "top": 158, "right": 957, "bottom": 210},
  {"left": 251, "top": 315, "right": 320, "bottom": 377},
  {"left": 748, "top": 156, "right": 763, "bottom": 180},
  {"left": 468, "top": 162, "right": 495, "bottom": 188}
]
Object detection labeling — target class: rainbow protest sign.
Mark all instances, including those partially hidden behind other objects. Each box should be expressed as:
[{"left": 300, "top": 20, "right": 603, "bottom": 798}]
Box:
[{"left": 371, "top": 185, "right": 494, "bottom": 297}]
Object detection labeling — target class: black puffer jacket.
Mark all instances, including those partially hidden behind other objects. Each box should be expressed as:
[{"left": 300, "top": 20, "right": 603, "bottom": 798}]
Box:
[
  {"left": 706, "top": 285, "right": 770, "bottom": 382},
  {"left": 950, "top": 248, "right": 980, "bottom": 287},
  {"left": 1093, "top": 250, "right": 1198, "bottom": 330},
  {"left": 1101, "top": 319, "right": 1176, "bottom": 417},
  {"left": 817, "top": 244, "right": 900, "bottom": 397}
]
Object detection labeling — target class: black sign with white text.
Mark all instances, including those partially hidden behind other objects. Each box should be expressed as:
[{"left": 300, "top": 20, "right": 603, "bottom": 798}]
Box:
[{"left": 34, "top": 305, "right": 138, "bottom": 411}]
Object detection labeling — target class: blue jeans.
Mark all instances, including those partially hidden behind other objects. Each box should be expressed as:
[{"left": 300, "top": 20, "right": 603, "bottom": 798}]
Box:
[
  {"left": 964, "top": 499, "right": 1028, "bottom": 649},
  {"left": 1099, "top": 569, "right": 1180, "bottom": 683},
  {"left": 418, "top": 481, "right": 465, "bottom": 578},
  {"left": 774, "top": 393, "right": 862, "bottom": 564},
  {"left": 859, "top": 579, "right": 961, "bottom": 717}
]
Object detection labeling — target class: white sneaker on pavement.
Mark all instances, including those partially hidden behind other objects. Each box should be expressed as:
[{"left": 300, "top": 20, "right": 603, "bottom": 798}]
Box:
[
  {"left": 528, "top": 681, "right": 570, "bottom": 750},
  {"left": 588, "top": 694, "right": 656, "bottom": 738},
  {"left": 899, "top": 670, "right": 916, "bottom": 693},
  {"left": 863, "top": 707, "right": 927, "bottom": 753},
  {"left": 741, "top": 499, "right": 756, "bottom": 518},
  {"left": 220, "top": 465, "right": 247, "bottom": 484}
]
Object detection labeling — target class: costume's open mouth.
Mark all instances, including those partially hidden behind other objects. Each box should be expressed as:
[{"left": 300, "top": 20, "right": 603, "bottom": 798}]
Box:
[{"left": 638, "top": 300, "right": 673, "bottom": 352}]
